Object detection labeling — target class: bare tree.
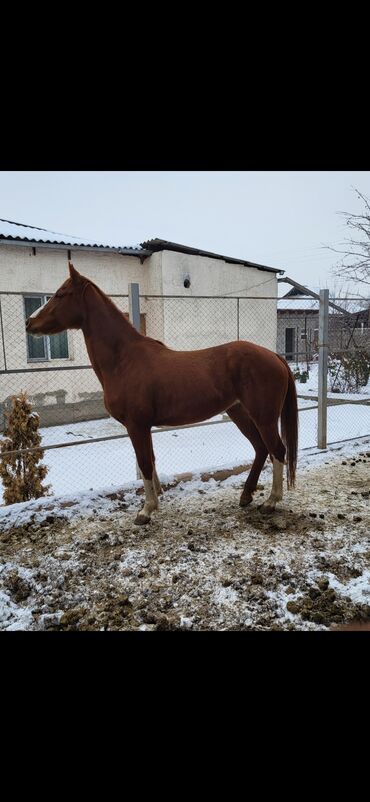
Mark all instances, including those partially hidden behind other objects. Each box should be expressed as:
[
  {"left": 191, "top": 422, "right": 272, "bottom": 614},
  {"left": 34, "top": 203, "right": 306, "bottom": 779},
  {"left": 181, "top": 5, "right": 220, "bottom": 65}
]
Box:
[{"left": 328, "top": 188, "right": 370, "bottom": 289}]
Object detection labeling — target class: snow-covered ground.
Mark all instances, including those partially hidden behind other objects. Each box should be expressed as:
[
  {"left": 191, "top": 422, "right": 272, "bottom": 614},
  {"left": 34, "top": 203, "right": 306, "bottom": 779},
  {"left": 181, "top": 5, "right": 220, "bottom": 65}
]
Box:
[
  {"left": 294, "top": 360, "right": 370, "bottom": 400},
  {"left": 1, "top": 436, "right": 369, "bottom": 631},
  {"left": 0, "top": 429, "right": 368, "bottom": 532}
]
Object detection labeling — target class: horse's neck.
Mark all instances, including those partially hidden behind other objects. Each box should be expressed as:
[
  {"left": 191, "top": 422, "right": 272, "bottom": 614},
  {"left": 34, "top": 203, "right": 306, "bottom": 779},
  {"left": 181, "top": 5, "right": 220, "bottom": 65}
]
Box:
[{"left": 82, "top": 285, "right": 139, "bottom": 383}]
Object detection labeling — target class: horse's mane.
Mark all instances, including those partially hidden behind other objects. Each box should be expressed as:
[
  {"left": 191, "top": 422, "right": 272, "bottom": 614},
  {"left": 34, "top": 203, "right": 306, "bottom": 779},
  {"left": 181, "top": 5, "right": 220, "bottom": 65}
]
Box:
[
  {"left": 84, "top": 279, "right": 168, "bottom": 347},
  {"left": 84, "top": 278, "right": 118, "bottom": 308}
]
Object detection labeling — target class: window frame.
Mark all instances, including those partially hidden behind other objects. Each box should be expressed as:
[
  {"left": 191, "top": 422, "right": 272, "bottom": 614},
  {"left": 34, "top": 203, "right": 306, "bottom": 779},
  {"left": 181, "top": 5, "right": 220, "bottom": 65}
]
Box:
[{"left": 24, "top": 293, "right": 70, "bottom": 363}]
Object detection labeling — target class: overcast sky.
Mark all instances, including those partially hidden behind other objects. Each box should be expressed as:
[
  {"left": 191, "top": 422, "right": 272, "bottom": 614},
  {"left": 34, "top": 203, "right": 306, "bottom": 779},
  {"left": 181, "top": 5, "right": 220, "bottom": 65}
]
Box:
[{"left": 1, "top": 171, "right": 369, "bottom": 294}]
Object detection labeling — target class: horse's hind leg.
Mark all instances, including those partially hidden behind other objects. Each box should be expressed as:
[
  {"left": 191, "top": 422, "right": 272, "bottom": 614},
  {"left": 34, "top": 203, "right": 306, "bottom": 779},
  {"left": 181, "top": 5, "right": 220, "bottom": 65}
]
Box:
[
  {"left": 226, "top": 404, "right": 268, "bottom": 507},
  {"left": 150, "top": 434, "right": 162, "bottom": 495},
  {"left": 253, "top": 422, "right": 286, "bottom": 513},
  {"left": 128, "top": 425, "right": 159, "bottom": 524}
]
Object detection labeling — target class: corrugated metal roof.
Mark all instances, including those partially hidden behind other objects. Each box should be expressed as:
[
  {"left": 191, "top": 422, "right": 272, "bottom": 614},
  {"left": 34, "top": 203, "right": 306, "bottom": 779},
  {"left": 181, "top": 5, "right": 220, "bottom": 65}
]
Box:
[
  {"left": 0, "top": 222, "right": 284, "bottom": 275},
  {"left": 278, "top": 289, "right": 369, "bottom": 315},
  {"left": 0, "top": 218, "right": 142, "bottom": 251},
  {"left": 140, "top": 238, "right": 283, "bottom": 274}
]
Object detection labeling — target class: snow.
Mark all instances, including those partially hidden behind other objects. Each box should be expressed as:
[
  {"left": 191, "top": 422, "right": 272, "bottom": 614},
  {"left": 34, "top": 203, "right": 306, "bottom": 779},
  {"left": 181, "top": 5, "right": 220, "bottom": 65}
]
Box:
[
  {"left": 277, "top": 294, "right": 368, "bottom": 314},
  {"left": 0, "top": 436, "right": 369, "bottom": 631},
  {"left": 0, "top": 563, "right": 36, "bottom": 630},
  {"left": 294, "top": 361, "right": 370, "bottom": 399},
  {"left": 0, "top": 590, "right": 34, "bottom": 630},
  {"left": 307, "top": 570, "right": 370, "bottom": 605},
  {"left": 278, "top": 298, "right": 319, "bottom": 310},
  {"left": 0, "top": 369, "right": 369, "bottom": 517},
  {"left": 212, "top": 586, "right": 239, "bottom": 606},
  {"left": 0, "top": 430, "right": 368, "bottom": 533},
  {"left": 180, "top": 616, "right": 193, "bottom": 629},
  {"left": 0, "top": 218, "right": 140, "bottom": 250}
]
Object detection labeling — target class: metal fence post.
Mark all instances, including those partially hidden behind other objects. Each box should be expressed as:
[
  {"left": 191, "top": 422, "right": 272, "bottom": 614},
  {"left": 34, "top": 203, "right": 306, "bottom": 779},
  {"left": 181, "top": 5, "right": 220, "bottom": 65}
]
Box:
[
  {"left": 128, "top": 283, "right": 142, "bottom": 479},
  {"left": 318, "top": 289, "right": 329, "bottom": 449},
  {"left": 128, "top": 283, "right": 141, "bottom": 333},
  {"left": 0, "top": 295, "right": 7, "bottom": 372}
]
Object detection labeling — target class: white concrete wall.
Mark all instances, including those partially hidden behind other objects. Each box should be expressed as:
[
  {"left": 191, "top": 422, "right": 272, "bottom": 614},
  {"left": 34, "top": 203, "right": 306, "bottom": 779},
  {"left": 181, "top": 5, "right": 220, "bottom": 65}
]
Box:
[
  {"left": 138, "top": 251, "right": 165, "bottom": 342},
  {"left": 0, "top": 244, "right": 278, "bottom": 425},
  {"left": 0, "top": 244, "right": 150, "bottom": 294},
  {"left": 158, "top": 250, "right": 277, "bottom": 351},
  {"left": 160, "top": 250, "right": 277, "bottom": 297}
]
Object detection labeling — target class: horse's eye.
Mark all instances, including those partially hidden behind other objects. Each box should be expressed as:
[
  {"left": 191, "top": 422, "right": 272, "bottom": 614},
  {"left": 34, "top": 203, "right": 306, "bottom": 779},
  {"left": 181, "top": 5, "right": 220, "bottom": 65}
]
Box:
[{"left": 55, "top": 292, "right": 63, "bottom": 299}]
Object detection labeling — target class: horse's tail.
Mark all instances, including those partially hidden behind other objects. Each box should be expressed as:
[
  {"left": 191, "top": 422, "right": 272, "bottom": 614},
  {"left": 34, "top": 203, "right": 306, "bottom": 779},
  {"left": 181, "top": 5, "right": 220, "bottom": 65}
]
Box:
[{"left": 277, "top": 355, "right": 298, "bottom": 490}]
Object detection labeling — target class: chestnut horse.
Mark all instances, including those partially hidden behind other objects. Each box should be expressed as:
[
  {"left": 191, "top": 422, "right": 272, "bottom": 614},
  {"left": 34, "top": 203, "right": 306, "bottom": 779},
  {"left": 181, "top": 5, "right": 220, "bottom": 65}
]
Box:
[{"left": 26, "top": 263, "right": 298, "bottom": 525}]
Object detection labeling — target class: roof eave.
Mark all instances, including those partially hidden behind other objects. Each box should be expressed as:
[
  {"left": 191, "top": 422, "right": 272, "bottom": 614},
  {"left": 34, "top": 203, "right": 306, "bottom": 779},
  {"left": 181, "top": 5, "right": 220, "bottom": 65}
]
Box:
[
  {"left": 0, "top": 238, "right": 151, "bottom": 258},
  {"left": 140, "top": 239, "right": 283, "bottom": 274}
]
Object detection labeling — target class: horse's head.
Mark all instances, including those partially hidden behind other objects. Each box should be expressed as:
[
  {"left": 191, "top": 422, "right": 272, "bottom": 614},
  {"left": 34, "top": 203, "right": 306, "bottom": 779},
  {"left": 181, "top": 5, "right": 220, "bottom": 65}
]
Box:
[{"left": 26, "top": 263, "right": 87, "bottom": 336}]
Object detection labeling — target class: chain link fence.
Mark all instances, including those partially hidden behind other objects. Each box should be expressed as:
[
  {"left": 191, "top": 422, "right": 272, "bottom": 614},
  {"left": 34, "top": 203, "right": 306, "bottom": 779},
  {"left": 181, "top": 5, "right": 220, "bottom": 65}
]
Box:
[
  {"left": 278, "top": 294, "right": 370, "bottom": 445},
  {"left": 0, "top": 289, "right": 369, "bottom": 504}
]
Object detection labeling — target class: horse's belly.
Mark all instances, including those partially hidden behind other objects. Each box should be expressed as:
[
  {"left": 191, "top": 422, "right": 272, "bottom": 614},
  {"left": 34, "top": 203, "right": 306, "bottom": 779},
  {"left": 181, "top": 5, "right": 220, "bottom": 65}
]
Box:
[{"left": 154, "top": 393, "right": 235, "bottom": 426}]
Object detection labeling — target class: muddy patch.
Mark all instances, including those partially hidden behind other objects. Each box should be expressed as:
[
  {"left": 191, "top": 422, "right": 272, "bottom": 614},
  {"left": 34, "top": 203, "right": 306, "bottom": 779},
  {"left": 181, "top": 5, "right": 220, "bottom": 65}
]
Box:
[{"left": 1, "top": 449, "right": 370, "bottom": 630}]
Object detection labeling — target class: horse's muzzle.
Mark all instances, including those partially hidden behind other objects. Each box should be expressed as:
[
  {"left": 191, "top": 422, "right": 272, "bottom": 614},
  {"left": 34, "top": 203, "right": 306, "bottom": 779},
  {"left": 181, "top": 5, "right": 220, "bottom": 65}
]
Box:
[{"left": 25, "top": 318, "right": 41, "bottom": 336}]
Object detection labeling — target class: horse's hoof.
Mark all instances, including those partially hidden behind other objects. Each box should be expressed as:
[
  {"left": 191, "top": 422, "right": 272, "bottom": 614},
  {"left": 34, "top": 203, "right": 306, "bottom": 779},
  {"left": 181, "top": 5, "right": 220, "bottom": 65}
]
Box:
[
  {"left": 259, "top": 504, "right": 275, "bottom": 515},
  {"left": 134, "top": 513, "right": 151, "bottom": 526},
  {"left": 239, "top": 494, "right": 253, "bottom": 507}
]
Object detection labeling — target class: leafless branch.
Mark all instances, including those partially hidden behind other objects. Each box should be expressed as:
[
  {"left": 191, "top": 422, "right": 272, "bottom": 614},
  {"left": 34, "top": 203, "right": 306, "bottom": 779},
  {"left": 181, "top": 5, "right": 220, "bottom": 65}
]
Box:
[{"left": 325, "top": 188, "right": 370, "bottom": 288}]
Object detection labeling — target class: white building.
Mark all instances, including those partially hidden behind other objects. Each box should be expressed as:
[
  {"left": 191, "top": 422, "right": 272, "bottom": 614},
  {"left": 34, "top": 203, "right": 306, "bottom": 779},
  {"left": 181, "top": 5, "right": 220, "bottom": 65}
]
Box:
[{"left": 0, "top": 219, "right": 282, "bottom": 427}]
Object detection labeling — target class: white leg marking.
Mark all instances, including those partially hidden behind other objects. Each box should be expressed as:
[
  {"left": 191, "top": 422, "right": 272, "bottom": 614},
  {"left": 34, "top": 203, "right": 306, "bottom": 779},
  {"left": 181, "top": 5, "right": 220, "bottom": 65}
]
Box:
[
  {"left": 261, "top": 458, "right": 284, "bottom": 511},
  {"left": 139, "top": 467, "right": 162, "bottom": 496},
  {"left": 142, "top": 478, "right": 158, "bottom": 517},
  {"left": 153, "top": 467, "right": 162, "bottom": 495}
]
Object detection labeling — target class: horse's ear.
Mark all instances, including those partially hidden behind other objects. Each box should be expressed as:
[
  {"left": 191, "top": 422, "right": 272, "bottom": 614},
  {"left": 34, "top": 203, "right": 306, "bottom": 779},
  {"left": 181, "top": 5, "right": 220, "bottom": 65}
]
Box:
[{"left": 69, "top": 262, "right": 83, "bottom": 284}]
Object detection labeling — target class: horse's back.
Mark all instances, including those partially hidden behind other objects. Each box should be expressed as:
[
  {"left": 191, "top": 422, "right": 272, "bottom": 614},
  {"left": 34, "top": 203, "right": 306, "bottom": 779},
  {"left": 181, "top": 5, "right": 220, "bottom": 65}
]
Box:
[
  {"left": 137, "top": 337, "right": 288, "bottom": 398},
  {"left": 145, "top": 338, "right": 283, "bottom": 366}
]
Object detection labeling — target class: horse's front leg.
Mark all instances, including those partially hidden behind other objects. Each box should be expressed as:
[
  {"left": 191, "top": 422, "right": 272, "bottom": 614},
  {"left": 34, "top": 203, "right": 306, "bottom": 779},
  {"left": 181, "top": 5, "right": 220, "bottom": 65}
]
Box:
[{"left": 128, "top": 424, "right": 159, "bottom": 525}]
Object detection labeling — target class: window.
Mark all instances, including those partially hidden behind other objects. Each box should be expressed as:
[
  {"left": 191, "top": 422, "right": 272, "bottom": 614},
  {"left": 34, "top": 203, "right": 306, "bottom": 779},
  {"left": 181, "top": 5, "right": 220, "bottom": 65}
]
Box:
[{"left": 24, "top": 295, "right": 69, "bottom": 361}]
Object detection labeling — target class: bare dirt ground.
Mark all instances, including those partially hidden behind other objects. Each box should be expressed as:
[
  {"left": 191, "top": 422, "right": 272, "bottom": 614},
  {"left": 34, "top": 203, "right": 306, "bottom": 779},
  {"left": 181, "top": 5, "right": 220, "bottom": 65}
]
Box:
[{"left": 1, "top": 448, "right": 370, "bottom": 631}]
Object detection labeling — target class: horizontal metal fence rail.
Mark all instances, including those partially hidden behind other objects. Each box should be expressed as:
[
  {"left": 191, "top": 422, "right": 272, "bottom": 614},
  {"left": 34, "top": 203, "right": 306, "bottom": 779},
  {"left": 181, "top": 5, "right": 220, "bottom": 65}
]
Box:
[
  {"left": 0, "top": 365, "right": 92, "bottom": 374},
  {"left": 1, "top": 405, "right": 323, "bottom": 458},
  {"left": 0, "top": 291, "right": 369, "bottom": 498}
]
